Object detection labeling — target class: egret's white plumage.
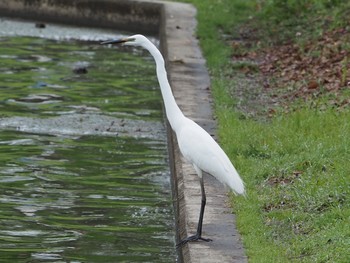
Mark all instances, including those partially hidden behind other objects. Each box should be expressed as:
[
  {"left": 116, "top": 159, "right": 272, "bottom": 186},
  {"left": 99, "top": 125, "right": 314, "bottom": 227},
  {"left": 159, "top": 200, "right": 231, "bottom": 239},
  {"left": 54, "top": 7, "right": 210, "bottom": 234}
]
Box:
[
  {"left": 102, "top": 34, "right": 245, "bottom": 245},
  {"left": 177, "top": 118, "right": 244, "bottom": 194}
]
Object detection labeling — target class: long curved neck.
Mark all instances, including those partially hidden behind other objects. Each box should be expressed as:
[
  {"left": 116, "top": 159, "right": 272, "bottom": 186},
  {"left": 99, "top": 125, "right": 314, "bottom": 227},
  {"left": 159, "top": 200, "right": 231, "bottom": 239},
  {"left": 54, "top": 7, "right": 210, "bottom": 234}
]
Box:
[{"left": 143, "top": 41, "right": 185, "bottom": 132}]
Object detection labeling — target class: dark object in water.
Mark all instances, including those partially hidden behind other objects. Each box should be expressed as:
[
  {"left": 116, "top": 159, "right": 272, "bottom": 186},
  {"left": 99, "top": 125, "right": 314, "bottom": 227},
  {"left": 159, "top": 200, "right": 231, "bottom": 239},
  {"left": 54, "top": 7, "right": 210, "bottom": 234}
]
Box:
[
  {"left": 73, "top": 67, "right": 88, "bottom": 74},
  {"left": 35, "top": 23, "right": 46, "bottom": 28}
]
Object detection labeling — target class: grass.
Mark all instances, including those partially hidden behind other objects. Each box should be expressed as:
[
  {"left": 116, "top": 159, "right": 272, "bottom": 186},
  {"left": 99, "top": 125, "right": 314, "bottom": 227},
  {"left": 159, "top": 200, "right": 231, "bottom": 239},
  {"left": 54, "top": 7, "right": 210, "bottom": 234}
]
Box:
[
  {"left": 175, "top": 0, "right": 350, "bottom": 262},
  {"left": 223, "top": 108, "right": 350, "bottom": 262}
]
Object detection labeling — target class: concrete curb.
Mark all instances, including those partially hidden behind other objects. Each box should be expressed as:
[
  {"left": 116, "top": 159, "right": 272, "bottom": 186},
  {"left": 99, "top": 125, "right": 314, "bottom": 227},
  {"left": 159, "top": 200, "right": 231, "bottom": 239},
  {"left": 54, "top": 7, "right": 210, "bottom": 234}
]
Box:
[
  {"left": 0, "top": 1, "right": 247, "bottom": 262},
  {"left": 158, "top": 3, "right": 247, "bottom": 262}
]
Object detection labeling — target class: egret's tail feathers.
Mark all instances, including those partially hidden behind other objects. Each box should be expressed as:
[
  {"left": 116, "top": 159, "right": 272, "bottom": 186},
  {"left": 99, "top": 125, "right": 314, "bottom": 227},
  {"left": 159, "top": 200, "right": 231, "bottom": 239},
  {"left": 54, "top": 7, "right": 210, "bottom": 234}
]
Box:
[
  {"left": 225, "top": 170, "right": 245, "bottom": 196},
  {"left": 209, "top": 160, "right": 245, "bottom": 195},
  {"left": 228, "top": 177, "right": 245, "bottom": 196}
]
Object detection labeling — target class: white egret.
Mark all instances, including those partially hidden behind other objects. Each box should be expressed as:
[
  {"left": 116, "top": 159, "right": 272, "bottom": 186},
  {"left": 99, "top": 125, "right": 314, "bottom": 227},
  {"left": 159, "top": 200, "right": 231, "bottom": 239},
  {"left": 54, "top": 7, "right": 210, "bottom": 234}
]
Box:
[{"left": 101, "top": 35, "right": 245, "bottom": 246}]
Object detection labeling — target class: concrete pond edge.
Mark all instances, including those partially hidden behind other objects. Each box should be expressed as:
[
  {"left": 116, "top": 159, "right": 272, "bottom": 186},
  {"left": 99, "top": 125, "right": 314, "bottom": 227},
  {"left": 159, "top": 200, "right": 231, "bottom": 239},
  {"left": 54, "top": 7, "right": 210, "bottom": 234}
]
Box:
[{"left": 0, "top": 0, "right": 247, "bottom": 262}]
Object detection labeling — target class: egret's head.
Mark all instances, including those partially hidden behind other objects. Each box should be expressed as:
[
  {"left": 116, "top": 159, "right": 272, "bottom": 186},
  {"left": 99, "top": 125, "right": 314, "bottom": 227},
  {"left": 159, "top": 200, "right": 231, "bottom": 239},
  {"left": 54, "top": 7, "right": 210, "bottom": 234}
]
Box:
[{"left": 101, "top": 34, "right": 147, "bottom": 47}]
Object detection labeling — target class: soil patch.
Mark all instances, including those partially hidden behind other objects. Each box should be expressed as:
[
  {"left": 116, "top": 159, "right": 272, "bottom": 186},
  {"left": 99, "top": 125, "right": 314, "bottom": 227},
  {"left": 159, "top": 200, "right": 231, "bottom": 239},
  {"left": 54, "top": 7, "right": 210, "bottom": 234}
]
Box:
[{"left": 230, "top": 27, "right": 350, "bottom": 116}]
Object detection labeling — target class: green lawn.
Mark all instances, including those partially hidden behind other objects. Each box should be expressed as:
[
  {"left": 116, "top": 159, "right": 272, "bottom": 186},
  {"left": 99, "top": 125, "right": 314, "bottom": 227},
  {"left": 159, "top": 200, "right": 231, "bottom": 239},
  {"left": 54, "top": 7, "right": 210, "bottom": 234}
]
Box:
[{"left": 176, "top": 0, "right": 350, "bottom": 262}]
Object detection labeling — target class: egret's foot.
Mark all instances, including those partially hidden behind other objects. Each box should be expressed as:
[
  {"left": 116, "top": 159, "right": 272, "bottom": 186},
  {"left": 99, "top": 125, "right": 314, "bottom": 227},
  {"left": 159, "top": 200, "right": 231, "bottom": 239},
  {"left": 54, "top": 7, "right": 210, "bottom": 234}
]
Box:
[{"left": 176, "top": 234, "right": 212, "bottom": 248}]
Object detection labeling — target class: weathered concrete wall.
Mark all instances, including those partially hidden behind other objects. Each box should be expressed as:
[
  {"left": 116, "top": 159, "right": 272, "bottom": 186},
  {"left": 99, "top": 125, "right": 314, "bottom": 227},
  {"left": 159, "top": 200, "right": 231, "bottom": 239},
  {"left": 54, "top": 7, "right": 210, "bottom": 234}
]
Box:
[
  {"left": 0, "top": 0, "right": 161, "bottom": 35},
  {"left": 0, "top": 1, "right": 247, "bottom": 262}
]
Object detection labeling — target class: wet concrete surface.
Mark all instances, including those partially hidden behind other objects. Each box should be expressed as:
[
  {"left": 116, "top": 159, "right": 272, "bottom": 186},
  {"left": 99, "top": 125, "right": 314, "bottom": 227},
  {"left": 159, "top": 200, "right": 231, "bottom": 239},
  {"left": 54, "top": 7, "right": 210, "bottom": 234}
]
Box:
[
  {"left": 0, "top": 0, "right": 247, "bottom": 262},
  {"left": 0, "top": 17, "right": 121, "bottom": 41}
]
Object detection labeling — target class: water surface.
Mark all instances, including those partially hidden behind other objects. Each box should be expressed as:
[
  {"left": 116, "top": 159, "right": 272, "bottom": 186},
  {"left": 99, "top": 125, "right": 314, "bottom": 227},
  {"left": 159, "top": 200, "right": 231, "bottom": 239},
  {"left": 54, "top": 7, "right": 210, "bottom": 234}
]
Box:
[{"left": 0, "top": 27, "right": 175, "bottom": 262}]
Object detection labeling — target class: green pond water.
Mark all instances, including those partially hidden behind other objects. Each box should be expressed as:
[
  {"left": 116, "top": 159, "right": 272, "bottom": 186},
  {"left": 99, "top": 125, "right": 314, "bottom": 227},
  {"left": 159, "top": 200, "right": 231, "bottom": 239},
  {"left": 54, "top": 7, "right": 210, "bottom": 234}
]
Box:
[{"left": 0, "top": 36, "right": 176, "bottom": 262}]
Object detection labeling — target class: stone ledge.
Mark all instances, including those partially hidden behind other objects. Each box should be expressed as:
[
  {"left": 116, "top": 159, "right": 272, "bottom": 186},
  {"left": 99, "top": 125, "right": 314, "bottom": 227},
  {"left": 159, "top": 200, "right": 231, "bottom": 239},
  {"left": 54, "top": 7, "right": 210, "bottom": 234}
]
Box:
[{"left": 0, "top": 0, "right": 160, "bottom": 34}]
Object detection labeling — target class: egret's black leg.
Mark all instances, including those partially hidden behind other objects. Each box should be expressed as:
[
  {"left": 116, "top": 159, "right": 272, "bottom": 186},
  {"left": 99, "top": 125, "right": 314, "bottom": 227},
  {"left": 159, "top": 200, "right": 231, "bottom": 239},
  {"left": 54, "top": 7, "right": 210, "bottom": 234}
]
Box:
[{"left": 177, "top": 177, "right": 212, "bottom": 248}]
